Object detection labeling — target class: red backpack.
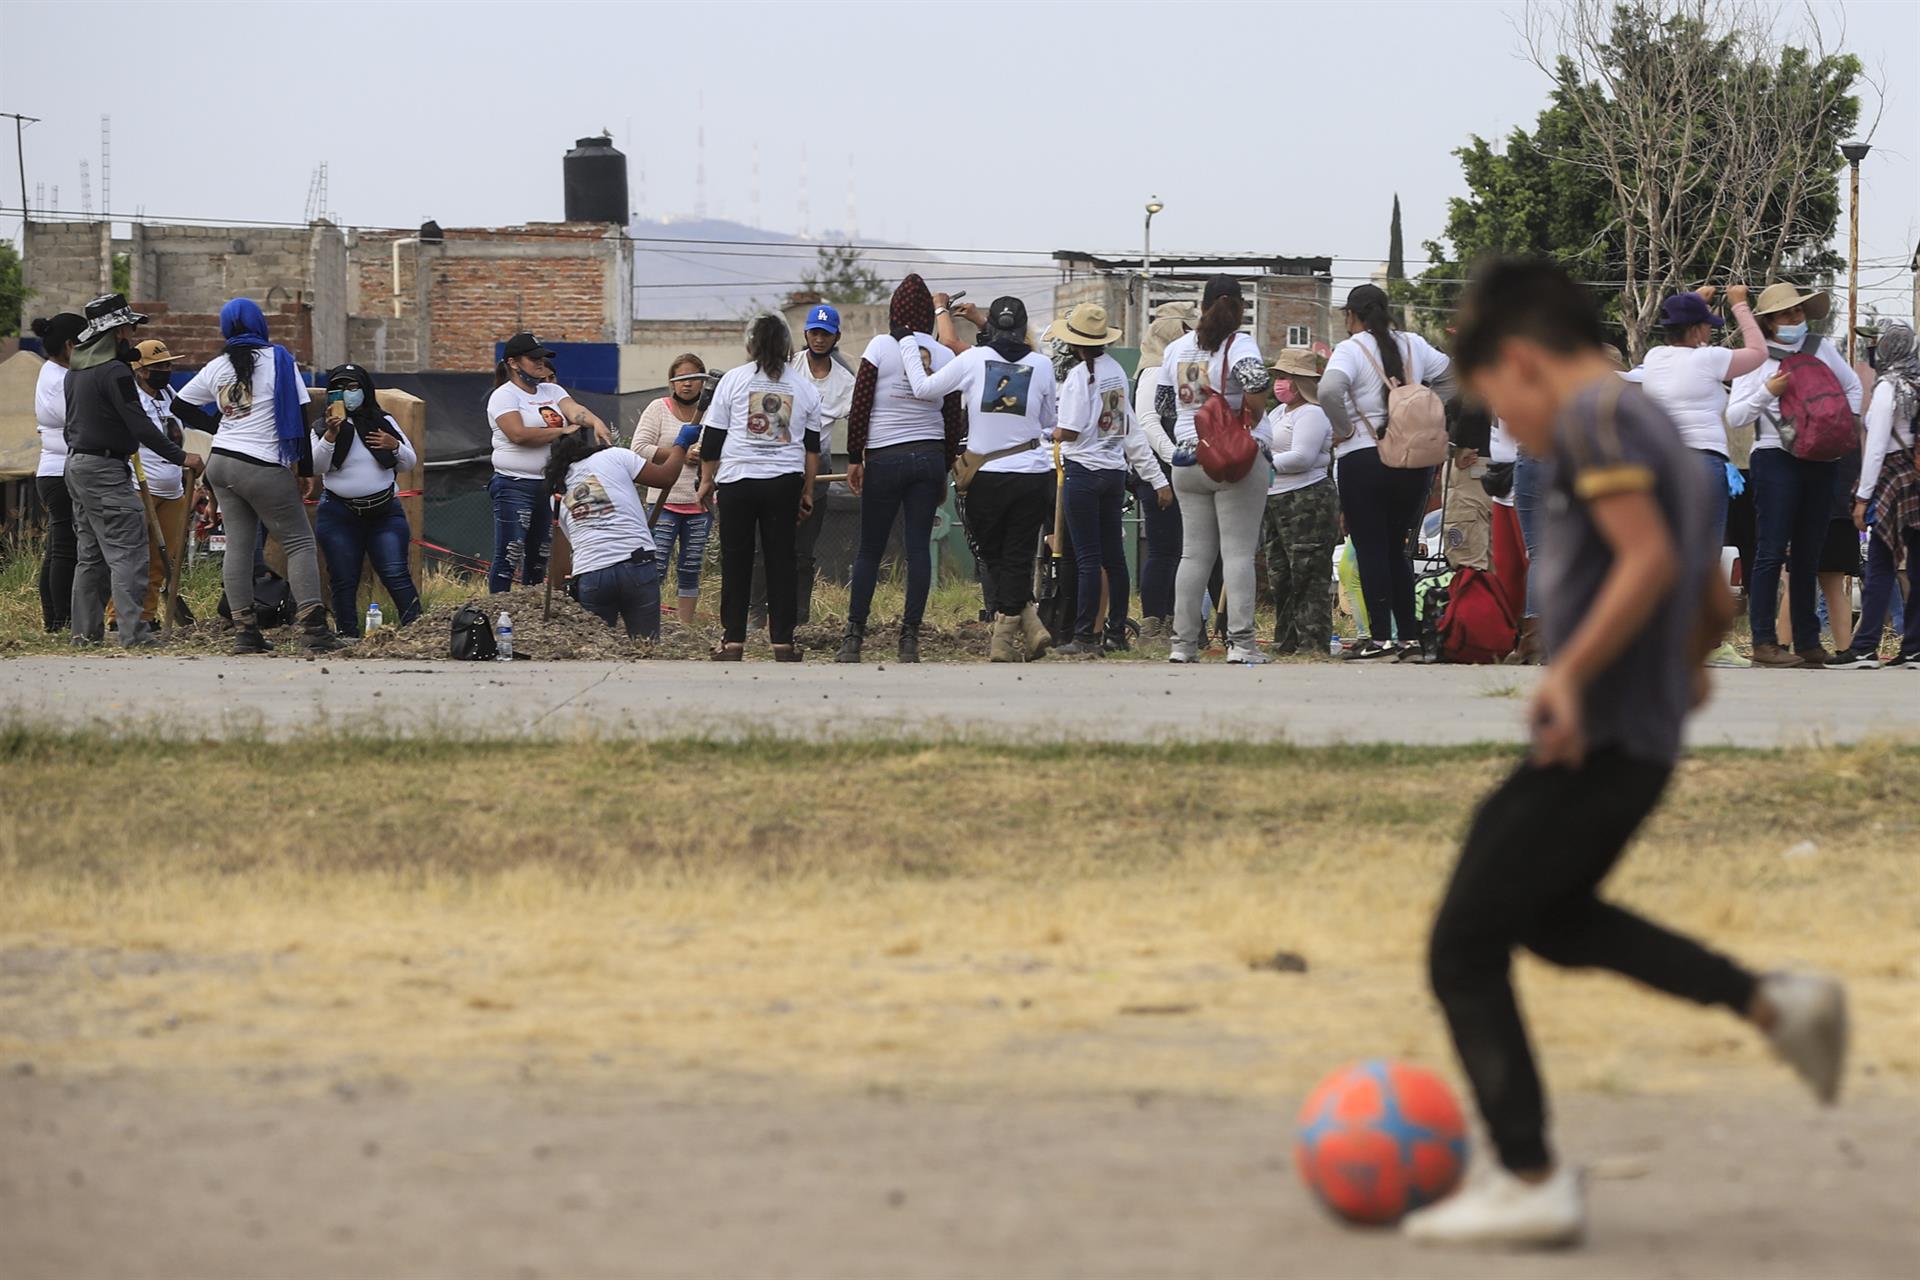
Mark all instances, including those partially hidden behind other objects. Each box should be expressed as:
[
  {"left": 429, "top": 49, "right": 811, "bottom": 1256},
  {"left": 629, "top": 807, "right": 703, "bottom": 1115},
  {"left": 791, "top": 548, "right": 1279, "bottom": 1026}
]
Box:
[
  {"left": 1426, "top": 567, "right": 1518, "bottom": 664},
  {"left": 1194, "top": 333, "right": 1258, "bottom": 483},
  {"left": 1769, "top": 333, "right": 1856, "bottom": 461}
]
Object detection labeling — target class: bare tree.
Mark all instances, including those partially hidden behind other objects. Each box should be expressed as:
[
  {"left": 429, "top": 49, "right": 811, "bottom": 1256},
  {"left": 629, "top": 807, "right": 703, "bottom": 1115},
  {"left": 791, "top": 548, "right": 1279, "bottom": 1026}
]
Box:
[{"left": 1523, "top": 0, "right": 1881, "bottom": 359}]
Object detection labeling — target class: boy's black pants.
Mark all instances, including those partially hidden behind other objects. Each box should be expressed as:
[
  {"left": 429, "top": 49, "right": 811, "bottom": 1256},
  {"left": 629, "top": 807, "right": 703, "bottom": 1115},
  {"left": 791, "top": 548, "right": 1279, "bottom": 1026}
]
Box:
[{"left": 1429, "top": 749, "right": 1757, "bottom": 1172}]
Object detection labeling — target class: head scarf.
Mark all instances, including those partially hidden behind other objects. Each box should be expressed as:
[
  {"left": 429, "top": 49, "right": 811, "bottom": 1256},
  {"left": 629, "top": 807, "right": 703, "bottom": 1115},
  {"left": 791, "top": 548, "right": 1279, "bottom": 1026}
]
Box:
[
  {"left": 1139, "top": 314, "right": 1189, "bottom": 372},
  {"left": 221, "top": 298, "right": 308, "bottom": 467},
  {"left": 889, "top": 274, "right": 934, "bottom": 339},
  {"left": 324, "top": 363, "right": 399, "bottom": 472},
  {"left": 985, "top": 295, "right": 1031, "bottom": 363},
  {"left": 1873, "top": 321, "right": 1920, "bottom": 437}
]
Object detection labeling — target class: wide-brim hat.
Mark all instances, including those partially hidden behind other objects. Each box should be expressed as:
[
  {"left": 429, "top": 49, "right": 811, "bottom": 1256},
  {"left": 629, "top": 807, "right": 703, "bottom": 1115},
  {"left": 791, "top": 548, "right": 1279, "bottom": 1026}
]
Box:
[
  {"left": 81, "top": 292, "right": 148, "bottom": 341},
  {"left": 1270, "top": 348, "right": 1325, "bottom": 403},
  {"left": 1754, "top": 282, "right": 1831, "bottom": 321},
  {"left": 131, "top": 339, "right": 180, "bottom": 369},
  {"left": 1043, "top": 303, "right": 1123, "bottom": 347}
]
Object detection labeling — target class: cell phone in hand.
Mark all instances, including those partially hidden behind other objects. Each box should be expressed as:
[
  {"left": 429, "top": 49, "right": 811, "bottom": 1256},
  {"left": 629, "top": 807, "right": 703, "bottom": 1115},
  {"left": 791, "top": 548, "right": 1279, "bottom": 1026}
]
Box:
[{"left": 324, "top": 388, "right": 347, "bottom": 426}]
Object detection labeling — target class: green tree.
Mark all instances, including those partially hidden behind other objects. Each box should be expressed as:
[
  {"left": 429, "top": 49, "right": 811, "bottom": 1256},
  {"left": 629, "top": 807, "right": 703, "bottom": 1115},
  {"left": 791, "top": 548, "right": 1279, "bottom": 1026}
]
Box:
[
  {"left": 1409, "top": 0, "right": 1864, "bottom": 358},
  {"left": 795, "top": 244, "right": 888, "bottom": 307},
  {"left": 0, "top": 241, "right": 27, "bottom": 337},
  {"left": 112, "top": 252, "right": 130, "bottom": 296},
  {"left": 1387, "top": 194, "right": 1405, "bottom": 282}
]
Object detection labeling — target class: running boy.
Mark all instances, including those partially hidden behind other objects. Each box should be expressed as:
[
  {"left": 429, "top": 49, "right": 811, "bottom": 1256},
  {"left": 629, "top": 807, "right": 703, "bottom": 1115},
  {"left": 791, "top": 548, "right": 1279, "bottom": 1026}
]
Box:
[{"left": 1403, "top": 259, "right": 1847, "bottom": 1248}]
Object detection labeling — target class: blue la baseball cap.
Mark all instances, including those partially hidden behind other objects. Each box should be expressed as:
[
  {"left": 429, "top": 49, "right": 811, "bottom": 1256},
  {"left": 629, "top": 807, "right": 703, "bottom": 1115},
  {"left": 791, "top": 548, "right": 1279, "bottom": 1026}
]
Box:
[{"left": 805, "top": 304, "right": 841, "bottom": 335}]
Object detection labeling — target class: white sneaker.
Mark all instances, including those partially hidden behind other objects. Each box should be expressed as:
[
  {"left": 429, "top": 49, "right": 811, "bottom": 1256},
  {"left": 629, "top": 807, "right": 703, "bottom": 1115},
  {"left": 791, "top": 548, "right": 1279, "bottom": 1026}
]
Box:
[
  {"left": 1759, "top": 971, "right": 1848, "bottom": 1104},
  {"left": 1167, "top": 647, "right": 1198, "bottom": 664},
  {"left": 1402, "top": 1162, "right": 1584, "bottom": 1248},
  {"left": 1705, "top": 642, "right": 1751, "bottom": 669},
  {"left": 1226, "top": 646, "right": 1273, "bottom": 665}
]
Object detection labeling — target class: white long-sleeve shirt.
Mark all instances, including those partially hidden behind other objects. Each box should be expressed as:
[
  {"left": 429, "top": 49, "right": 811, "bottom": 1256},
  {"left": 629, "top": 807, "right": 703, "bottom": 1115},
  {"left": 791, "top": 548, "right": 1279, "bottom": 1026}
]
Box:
[
  {"left": 1136, "top": 366, "right": 1175, "bottom": 465},
  {"left": 312, "top": 414, "right": 419, "bottom": 500},
  {"left": 1725, "top": 336, "right": 1865, "bottom": 452},
  {"left": 900, "top": 340, "right": 1055, "bottom": 476},
  {"left": 34, "top": 361, "right": 68, "bottom": 478},
  {"left": 1855, "top": 384, "right": 1914, "bottom": 500},
  {"left": 1265, "top": 402, "right": 1333, "bottom": 497}
]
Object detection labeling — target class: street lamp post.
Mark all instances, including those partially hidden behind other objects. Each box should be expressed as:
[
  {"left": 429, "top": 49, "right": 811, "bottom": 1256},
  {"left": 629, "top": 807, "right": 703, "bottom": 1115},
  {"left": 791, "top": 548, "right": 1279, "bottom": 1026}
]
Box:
[
  {"left": 1134, "top": 196, "right": 1163, "bottom": 347},
  {"left": 1841, "top": 142, "right": 1871, "bottom": 363}
]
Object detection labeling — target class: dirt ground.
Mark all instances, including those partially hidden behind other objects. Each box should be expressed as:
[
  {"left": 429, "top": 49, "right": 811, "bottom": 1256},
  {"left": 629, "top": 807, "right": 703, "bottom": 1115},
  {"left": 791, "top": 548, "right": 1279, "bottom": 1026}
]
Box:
[{"left": 2, "top": 1077, "right": 1913, "bottom": 1280}]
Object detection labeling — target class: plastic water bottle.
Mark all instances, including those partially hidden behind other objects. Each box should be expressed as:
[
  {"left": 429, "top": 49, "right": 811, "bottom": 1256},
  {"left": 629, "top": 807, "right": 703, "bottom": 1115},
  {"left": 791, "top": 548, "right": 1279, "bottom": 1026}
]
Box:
[
  {"left": 495, "top": 611, "right": 513, "bottom": 661},
  {"left": 364, "top": 600, "right": 382, "bottom": 633},
  {"left": 1329, "top": 634, "right": 1343, "bottom": 657}
]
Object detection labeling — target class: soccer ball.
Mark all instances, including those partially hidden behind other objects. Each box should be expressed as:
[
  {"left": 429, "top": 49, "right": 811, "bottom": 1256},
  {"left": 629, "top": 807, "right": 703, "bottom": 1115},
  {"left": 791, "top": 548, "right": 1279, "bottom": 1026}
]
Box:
[{"left": 1295, "top": 1060, "right": 1468, "bottom": 1224}]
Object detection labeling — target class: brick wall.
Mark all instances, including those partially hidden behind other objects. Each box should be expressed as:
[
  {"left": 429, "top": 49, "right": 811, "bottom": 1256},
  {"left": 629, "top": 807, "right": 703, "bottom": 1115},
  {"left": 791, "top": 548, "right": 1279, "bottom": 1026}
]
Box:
[
  {"left": 1255, "top": 277, "right": 1332, "bottom": 353},
  {"left": 134, "top": 300, "right": 314, "bottom": 367}
]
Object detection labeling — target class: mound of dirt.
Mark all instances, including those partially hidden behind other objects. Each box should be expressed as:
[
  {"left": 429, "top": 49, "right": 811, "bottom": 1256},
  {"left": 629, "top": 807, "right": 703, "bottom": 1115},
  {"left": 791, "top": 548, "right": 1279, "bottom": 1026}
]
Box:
[{"left": 358, "top": 585, "right": 642, "bottom": 661}]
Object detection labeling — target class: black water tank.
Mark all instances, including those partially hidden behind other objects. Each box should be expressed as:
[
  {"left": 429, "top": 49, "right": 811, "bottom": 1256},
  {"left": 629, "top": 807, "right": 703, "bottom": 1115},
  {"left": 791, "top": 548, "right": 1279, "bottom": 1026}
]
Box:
[{"left": 564, "top": 135, "right": 629, "bottom": 224}]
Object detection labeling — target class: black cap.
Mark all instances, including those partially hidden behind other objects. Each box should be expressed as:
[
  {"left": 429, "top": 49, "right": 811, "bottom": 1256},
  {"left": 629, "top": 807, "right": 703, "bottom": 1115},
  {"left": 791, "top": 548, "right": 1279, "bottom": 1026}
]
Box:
[
  {"left": 989, "top": 296, "right": 1028, "bottom": 333},
  {"left": 1201, "top": 275, "right": 1242, "bottom": 309},
  {"left": 503, "top": 332, "right": 556, "bottom": 360}
]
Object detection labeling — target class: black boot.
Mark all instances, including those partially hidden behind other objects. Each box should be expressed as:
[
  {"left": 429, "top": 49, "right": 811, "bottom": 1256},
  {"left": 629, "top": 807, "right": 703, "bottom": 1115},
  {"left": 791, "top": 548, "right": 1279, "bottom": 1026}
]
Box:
[
  {"left": 835, "top": 619, "right": 865, "bottom": 664},
  {"left": 232, "top": 608, "right": 272, "bottom": 655},
  {"left": 298, "top": 605, "right": 347, "bottom": 653},
  {"left": 897, "top": 623, "right": 920, "bottom": 664}
]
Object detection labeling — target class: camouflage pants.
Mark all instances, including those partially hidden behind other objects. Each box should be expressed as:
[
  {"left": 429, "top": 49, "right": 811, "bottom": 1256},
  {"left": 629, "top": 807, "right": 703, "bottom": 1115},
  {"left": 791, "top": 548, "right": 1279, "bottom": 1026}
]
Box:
[{"left": 1261, "top": 479, "right": 1339, "bottom": 653}]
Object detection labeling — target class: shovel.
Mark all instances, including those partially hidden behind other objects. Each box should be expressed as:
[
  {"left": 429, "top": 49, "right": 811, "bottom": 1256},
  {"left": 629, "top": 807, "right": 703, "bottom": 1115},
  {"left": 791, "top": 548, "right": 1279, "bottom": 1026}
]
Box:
[{"left": 132, "top": 457, "right": 178, "bottom": 637}]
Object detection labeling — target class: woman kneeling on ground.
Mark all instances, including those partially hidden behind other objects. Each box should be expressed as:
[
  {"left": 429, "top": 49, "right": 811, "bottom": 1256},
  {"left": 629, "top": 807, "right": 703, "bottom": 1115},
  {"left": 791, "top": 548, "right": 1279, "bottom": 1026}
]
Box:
[
  {"left": 546, "top": 419, "right": 701, "bottom": 639},
  {"left": 1045, "top": 302, "right": 1170, "bottom": 656},
  {"left": 1261, "top": 349, "right": 1338, "bottom": 656},
  {"left": 697, "top": 313, "right": 824, "bottom": 661},
  {"left": 313, "top": 364, "right": 423, "bottom": 637},
  {"left": 899, "top": 296, "right": 1060, "bottom": 663}
]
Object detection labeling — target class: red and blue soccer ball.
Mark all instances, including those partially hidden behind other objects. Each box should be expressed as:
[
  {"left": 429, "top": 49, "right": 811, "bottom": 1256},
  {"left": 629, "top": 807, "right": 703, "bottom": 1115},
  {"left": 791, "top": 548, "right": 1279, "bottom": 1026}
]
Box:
[{"left": 1295, "top": 1060, "right": 1469, "bottom": 1224}]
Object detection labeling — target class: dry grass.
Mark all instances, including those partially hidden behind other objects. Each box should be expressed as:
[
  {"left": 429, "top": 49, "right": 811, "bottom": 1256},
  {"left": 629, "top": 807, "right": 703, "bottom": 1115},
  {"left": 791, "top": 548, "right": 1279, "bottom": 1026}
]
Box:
[{"left": 2, "top": 731, "right": 1915, "bottom": 1103}]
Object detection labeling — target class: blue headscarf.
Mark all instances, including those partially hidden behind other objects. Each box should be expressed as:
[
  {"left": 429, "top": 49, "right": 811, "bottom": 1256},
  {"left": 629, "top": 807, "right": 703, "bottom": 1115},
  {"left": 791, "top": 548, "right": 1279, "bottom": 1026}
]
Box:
[{"left": 220, "top": 298, "right": 307, "bottom": 467}]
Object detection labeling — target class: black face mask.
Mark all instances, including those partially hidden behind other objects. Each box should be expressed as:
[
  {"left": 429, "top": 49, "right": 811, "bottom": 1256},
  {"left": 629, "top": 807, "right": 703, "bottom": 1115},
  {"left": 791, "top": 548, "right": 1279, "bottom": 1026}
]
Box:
[
  {"left": 670, "top": 382, "right": 703, "bottom": 404},
  {"left": 143, "top": 370, "right": 172, "bottom": 392},
  {"left": 115, "top": 339, "right": 137, "bottom": 363}
]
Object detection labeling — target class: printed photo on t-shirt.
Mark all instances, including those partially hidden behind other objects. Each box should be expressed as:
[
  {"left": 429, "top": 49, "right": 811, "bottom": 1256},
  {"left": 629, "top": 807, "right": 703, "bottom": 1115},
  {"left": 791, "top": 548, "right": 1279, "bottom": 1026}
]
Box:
[
  {"left": 1175, "top": 360, "right": 1211, "bottom": 408},
  {"left": 219, "top": 377, "right": 253, "bottom": 418},
  {"left": 745, "top": 390, "right": 794, "bottom": 443},
  {"left": 565, "top": 472, "right": 617, "bottom": 522},
  {"left": 538, "top": 405, "right": 565, "bottom": 431},
  {"left": 981, "top": 361, "right": 1033, "bottom": 416},
  {"left": 1097, "top": 386, "right": 1125, "bottom": 435}
]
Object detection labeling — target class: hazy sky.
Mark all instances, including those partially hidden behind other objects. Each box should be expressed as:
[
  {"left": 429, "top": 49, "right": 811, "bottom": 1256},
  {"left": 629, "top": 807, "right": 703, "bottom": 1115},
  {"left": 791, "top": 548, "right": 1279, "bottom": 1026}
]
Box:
[{"left": 4, "top": 0, "right": 1916, "bottom": 319}]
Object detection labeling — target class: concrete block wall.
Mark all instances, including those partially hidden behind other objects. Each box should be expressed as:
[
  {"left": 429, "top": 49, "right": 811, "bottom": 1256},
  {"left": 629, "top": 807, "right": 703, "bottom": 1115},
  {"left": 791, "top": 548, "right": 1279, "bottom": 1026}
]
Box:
[{"left": 21, "top": 221, "right": 113, "bottom": 317}]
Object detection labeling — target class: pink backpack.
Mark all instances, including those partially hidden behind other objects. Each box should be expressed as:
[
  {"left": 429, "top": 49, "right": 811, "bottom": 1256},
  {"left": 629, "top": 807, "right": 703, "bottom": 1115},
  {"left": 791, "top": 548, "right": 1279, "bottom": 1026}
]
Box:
[{"left": 1769, "top": 333, "right": 1856, "bottom": 462}]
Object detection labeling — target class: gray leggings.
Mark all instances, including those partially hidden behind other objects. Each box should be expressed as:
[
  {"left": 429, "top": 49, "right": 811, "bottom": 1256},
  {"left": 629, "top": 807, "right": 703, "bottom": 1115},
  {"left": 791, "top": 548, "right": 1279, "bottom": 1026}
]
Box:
[
  {"left": 1173, "top": 460, "right": 1271, "bottom": 651},
  {"left": 207, "top": 452, "right": 323, "bottom": 617}
]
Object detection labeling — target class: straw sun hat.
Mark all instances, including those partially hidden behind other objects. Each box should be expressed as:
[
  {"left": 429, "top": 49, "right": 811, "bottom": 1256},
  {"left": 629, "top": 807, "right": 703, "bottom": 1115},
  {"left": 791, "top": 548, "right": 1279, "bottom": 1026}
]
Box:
[
  {"left": 1270, "top": 348, "right": 1326, "bottom": 404},
  {"left": 1043, "top": 303, "right": 1124, "bottom": 347},
  {"left": 1753, "top": 282, "right": 1831, "bottom": 321}
]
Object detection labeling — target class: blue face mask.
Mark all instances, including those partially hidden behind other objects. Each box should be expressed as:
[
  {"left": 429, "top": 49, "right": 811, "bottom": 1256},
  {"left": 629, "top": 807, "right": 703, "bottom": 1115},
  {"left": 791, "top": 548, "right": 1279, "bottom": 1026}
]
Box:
[
  {"left": 1774, "top": 322, "right": 1808, "bottom": 345},
  {"left": 342, "top": 388, "right": 366, "bottom": 411}
]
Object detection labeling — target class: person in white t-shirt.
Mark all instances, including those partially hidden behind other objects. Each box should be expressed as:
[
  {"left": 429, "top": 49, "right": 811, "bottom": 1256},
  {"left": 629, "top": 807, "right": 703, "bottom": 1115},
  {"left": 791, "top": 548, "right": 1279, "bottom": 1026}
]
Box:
[
  {"left": 1155, "top": 274, "right": 1274, "bottom": 664},
  {"left": 750, "top": 303, "right": 856, "bottom": 630},
  {"left": 1319, "top": 283, "right": 1460, "bottom": 660},
  {"left": 29, "top": 313, "right": 87, "bottom": 633},
  {"left": 545, "top": 419, "right": 700, "bottom": 639},
  {"left": 697, "top": 313, "right": 824, "bottom": 660},
  {"left": 1259, "top": 349, "right": 1338, "bottom": 656},
  {"left": 1133, "top": 307, "right": 1191, "bottom": 640},
  {"left": 1043, "top": 303, "right": 1169, "bottom": 656},
  {"left": 311, "top": 364, "right": 422, "bottom": 638},
  {"left": 900, "top": 295, "right": 1058, "bottom": 663},
  {"left": 484, "top": 331, "right": 612, "bottom": 594},
  {"left": 1724, "top": 283, "right": 1865, "bottom": 667},
  {"left": 834, "top": 275, "right": 967, "bottom": 663}
]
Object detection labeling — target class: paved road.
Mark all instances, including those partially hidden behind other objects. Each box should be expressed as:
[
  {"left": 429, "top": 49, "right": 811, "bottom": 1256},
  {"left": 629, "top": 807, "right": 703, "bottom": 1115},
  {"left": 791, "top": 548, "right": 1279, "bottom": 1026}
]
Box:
[{"left": 2, "top": 656, "right": 1912, "bottom": 746}]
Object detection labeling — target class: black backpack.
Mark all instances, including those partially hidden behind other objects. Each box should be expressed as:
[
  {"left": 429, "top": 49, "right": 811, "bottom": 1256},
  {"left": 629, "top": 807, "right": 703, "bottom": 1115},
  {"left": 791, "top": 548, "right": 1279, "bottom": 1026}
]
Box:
[
  {"left": 216, "top": 569, "right": 295, "bottom": 627},
  {"left": 450, "top": 602, "right": 497, "bottom": 660}
]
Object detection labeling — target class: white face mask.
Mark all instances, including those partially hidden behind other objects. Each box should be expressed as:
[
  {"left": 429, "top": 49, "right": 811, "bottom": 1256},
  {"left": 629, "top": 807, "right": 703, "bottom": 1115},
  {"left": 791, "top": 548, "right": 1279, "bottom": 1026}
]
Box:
[
  {"left": 1774, "top": 322, "right": 1808, "bottom": 345},
  {"left": 342, "top": 388, "right": 367, "bottom": 411}
]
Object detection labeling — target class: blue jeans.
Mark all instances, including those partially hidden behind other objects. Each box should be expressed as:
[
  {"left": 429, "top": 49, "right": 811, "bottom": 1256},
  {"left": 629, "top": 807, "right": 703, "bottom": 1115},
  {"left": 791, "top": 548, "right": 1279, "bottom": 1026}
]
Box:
[
  {"left": 654, "top": 507, "right": 712, "bottom": 597},
  {"left": 1849, "top": 525, "right": 1920, "bottom": 660},
  {"left": 848, "top": 440, "right": 946, "bottom": 628},
  {"left": 1063, "top": 461, "right": 1129, "bottom": 640},
  {"left": 1695, "top": 450, "right": 1730, "bottom": 550},
  {"left": 1133, "top": 471, "right": 1180, "bottom": 619},
  {"left": 315, "top": 493, "right": 423, "bottom": 637},
  {"left": 574, "top": 555, "right": 662, "bottom": 639},
  {"left": 1748, "top": 448, "right": 1836, "bottom": 649},
  {"left": 1511, "top": 454, "right": 1546, "bottom": 619},
  {"left": 487, "top": 473, "right": 551, "bottom": 594}
]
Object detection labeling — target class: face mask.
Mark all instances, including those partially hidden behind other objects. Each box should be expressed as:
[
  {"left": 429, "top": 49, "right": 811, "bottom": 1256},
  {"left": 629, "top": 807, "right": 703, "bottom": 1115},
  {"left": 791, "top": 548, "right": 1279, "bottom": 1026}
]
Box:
[
  {"left": 515, "top": 362, "right": 546, "bottom": 387},
  {"left": 671, "top": 380, "right": 703, "bottom": 403},
  {"left": 1272, "top": 379, "right": 1293, "bottom": 403},
  {"left": 342, "top": 388, "right": 366, "bottom": 411},
  {"left": 1774, "top": 322, "right": 1808, "bottom": 345},
  {"left": 144, "top": 369, "right": 171, "bottom": 391},
  {"left": 116, "top": 339, "right": 137, "bottom": 362}
]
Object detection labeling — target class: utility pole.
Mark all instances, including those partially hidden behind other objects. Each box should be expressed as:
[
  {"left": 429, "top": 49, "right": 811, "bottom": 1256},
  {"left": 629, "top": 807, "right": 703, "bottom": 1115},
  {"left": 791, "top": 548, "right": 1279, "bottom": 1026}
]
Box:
[
  {"left": 1840, "top": 142, "right": 1871, "bottom": 363},
  {"left": 3, "top": 112, "right": 40, "bottom": 223}
]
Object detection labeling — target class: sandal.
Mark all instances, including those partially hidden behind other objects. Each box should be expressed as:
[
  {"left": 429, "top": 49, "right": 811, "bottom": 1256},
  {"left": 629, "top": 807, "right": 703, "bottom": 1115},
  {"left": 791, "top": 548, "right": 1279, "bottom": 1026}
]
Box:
[
  {"left": 711, "top": 642, "right": 744, "bottom": 662},
  {"left": 772, "top": 643, "right": 805, "bottom": 663}
]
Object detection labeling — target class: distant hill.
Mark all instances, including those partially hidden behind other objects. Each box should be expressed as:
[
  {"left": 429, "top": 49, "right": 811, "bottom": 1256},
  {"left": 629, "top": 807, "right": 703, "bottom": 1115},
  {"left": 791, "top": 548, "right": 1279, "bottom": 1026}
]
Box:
[{"left": 628, "top": 217, "right": 1056, "bottom": 322}]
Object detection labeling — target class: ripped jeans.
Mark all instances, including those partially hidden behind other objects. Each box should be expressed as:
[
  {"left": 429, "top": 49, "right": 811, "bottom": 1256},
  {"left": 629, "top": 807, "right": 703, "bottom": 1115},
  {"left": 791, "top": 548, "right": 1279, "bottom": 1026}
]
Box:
[{"left": 487, "top": 472, "right": 552, "bottom": 594}]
